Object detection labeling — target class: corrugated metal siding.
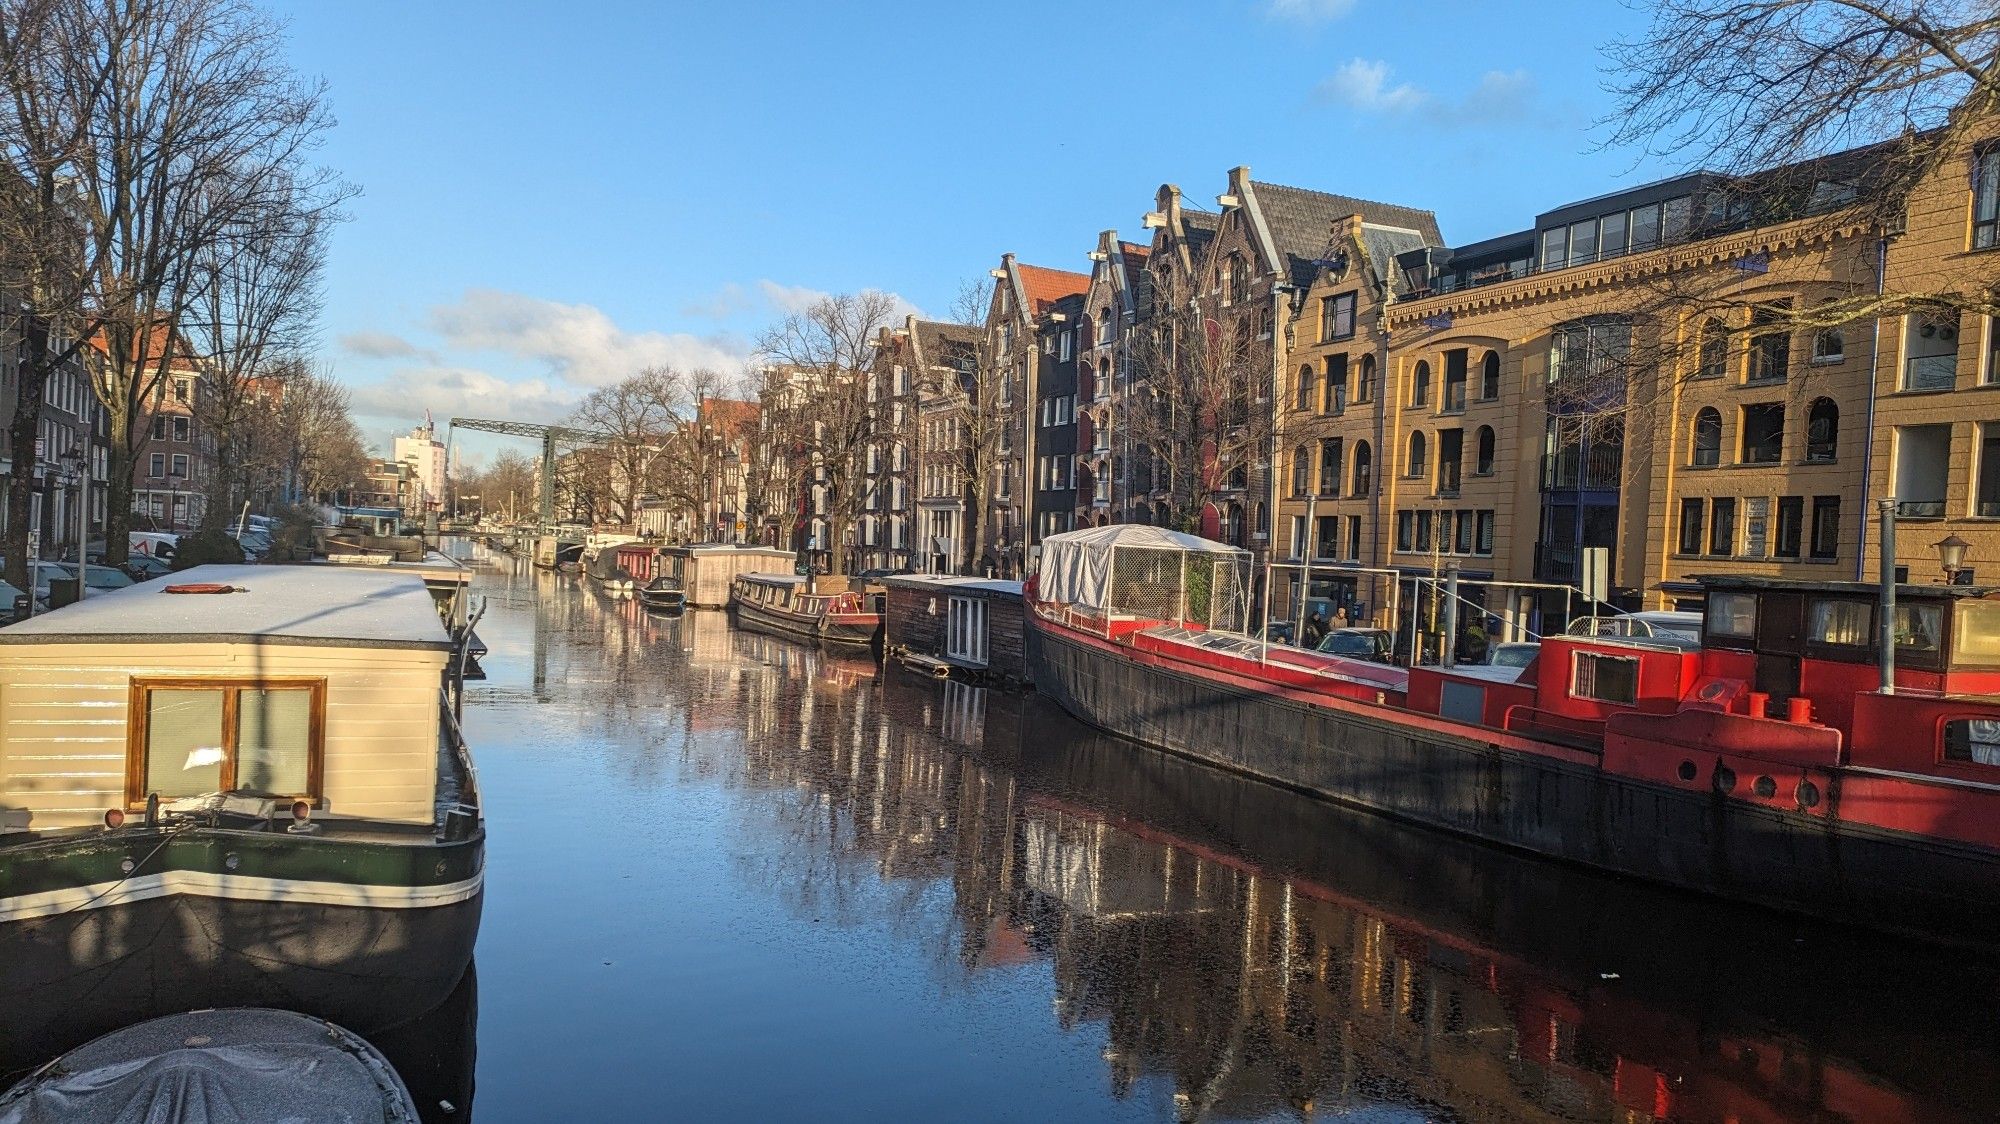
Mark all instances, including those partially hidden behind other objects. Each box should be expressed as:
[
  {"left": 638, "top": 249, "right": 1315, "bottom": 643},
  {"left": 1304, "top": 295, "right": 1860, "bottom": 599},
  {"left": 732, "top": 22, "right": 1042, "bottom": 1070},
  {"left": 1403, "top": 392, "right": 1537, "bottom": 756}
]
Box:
[{"left": 0, "top": 642, "right": 447, "bottom": 829}]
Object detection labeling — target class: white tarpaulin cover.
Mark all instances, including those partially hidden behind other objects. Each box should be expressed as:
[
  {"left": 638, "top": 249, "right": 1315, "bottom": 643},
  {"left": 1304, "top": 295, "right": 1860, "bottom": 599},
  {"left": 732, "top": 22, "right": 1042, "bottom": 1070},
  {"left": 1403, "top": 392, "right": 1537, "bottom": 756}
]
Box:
[
  {"left": 1035, "top": 524, "right": 1243, "bottom": 613},
  {"left": 0, "top": 1009, "right": 419, "bottom": 1124}
]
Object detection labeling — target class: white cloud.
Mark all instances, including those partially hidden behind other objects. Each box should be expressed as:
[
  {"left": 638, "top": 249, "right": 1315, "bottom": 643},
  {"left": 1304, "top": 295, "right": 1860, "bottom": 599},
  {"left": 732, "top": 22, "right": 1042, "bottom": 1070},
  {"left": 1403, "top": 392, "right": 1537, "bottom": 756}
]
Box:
[
  {"left": 426, "top": 288, "right": 752, "bottom": 387},
  {"left": 1316, "top": 58, "right": 1426, "bottom": 114},
  {"left": 754, "top": 280, "right": 925, "bottom": 322},
  {"left": 1314, "top": 60, "right": 1538, "bottom": 126},
  {"left": 339, "top": 330, "right": 426, "bottom": 360},
  {"left": 1264, "top": 0, "right": 1355, "bottom": 22},
  {"left": 346, "top": 365, "right": 580, "bottom": 439},
  {"left": 681, "top": 282, "right": 754, "bottom": 320}
]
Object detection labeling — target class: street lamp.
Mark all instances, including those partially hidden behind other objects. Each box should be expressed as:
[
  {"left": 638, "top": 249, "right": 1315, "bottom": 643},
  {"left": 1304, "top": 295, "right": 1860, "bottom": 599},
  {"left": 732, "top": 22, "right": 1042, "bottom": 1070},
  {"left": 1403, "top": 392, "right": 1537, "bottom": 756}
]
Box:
[{"left": 1936, "top": 533, "right": 1973, "bottom": 583}]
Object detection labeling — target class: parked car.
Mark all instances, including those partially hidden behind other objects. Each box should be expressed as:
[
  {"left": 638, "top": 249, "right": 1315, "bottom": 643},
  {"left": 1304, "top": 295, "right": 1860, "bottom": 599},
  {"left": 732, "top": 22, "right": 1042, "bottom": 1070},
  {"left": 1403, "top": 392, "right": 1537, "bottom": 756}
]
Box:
[
  {"left": 1567, "top": 610, "right": 1701, "bottom": 642},
  {"left": 1317, "top": 627, "right": 1396, "bottom": 664},
  {"left": 1262, "top": 620, "right": 1296, "bottom": 645},
  {"left": 54, "top": 562, "right": 136, "bottom": 593},
  {"left": 122, "top": 555, "right": 174, "bottom": 581},
  {"left": 1486, "top": 641, "right": 1541, "bottom": 669}
]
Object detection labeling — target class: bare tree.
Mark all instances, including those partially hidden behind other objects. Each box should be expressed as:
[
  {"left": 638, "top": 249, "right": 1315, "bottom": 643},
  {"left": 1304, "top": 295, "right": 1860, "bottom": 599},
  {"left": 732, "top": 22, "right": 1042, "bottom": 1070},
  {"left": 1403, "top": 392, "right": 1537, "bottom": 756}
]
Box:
[
  {"left": 565, "top": 366, "right": 692, "bottom": 525},
  {"left": 1122, "top": 272, "right": 1274, "bottom": 533},
  {"left": 756, "top": 291, "right": 900, "bottom": 576},
  {"left": 271, "top": 364, "right": 366, "bottom": 506}
]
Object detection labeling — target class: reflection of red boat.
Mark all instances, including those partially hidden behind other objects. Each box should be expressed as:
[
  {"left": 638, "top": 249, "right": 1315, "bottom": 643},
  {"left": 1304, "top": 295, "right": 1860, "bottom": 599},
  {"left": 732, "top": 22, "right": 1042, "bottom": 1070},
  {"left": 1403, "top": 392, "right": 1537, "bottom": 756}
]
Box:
[{"left": 1027, "top": 525, "right": 2000, "bottom": 949}]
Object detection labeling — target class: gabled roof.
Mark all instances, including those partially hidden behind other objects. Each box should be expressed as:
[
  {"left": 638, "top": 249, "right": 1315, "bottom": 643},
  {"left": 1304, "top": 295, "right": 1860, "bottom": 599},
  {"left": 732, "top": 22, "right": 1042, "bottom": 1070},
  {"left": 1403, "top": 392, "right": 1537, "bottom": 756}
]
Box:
[
  {"left": 1015, "top": 264, "right": 1090, "bottom": 315},
  {"left": 912, "top": 319, "right": 980, "bottom": 373},
  {"left": 1250, "top": 180, "right": 1443, "bottom": 286},
  {"left": 1178, "top": 208, "right": 1220, "bottom": 260},
  {"left": 697, "top": 396, "right": 758, "bottom": 434}
]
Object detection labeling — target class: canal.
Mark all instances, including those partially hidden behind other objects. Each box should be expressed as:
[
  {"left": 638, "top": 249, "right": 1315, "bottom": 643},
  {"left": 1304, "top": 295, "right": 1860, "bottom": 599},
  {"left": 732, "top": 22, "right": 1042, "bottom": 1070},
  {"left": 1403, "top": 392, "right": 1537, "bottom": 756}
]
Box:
[{"left": 13, "top": 540, "right": 2000, "bottom": 1122}]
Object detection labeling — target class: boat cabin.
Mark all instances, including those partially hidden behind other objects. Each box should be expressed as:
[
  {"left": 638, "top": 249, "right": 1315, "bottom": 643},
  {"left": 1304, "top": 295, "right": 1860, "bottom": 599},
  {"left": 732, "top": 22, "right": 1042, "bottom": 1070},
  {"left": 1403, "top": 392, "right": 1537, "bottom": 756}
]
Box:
[
  {"left": 733, "top": 572, "right": 869, "bottom": 619},
  {"left": 880, "top": 576, "right": 1028, "bottom": 683},
  {"left": 613, "top": 543, "right": 661, "bottom": 584},
  {"left": 663, "top": 545, "right": 797, "bottom": 608},
  {"left": 0, "top": 565, "right": 460, "bottom": 833}
]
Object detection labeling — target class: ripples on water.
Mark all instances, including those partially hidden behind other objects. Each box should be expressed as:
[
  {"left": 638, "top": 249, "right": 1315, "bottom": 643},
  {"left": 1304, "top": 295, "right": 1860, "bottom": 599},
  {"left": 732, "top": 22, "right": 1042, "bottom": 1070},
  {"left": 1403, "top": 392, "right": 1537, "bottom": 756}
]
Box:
[{"left": 10, "top": 541, "right": 2000, "bottom": 1123}]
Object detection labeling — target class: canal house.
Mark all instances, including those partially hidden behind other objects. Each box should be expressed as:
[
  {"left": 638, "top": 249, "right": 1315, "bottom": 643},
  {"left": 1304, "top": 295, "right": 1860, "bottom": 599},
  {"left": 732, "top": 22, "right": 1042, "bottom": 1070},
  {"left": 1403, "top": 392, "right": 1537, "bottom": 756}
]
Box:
[{"left": 880, "top": 575, "right": 1029, "bottom": 685}]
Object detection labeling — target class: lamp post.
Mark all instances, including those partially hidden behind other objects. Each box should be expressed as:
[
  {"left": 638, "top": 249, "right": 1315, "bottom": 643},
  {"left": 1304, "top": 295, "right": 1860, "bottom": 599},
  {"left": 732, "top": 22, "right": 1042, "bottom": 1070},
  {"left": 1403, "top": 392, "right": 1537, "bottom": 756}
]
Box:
[
  {"left": 59, "top": 447, "right": 86, "bottom": 602},
  {"left": 1936, "top": 533, "right": 1972, "bottom": 584}
]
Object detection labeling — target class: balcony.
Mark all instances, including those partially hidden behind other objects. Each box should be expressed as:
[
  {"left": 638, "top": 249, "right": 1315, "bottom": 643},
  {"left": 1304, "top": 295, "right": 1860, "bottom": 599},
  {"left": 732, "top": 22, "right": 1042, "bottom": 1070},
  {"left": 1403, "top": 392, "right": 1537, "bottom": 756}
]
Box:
[{"left": 1541, "top": 446, "right": 1622, "bottom": 492}]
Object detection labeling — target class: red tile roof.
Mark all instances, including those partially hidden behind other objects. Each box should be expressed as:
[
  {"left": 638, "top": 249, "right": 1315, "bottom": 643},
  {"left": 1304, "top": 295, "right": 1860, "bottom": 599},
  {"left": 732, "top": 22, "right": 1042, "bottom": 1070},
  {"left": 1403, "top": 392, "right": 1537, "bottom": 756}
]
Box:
[
  {"left": 1015, "top": 263, "right": 1089, "bottom": 314},
  {"left": 697, "top": 396, "right": 759, "bottom": 434},
  {"left": 1118, "top": 241, "right": 1151, "bottom": 262}
]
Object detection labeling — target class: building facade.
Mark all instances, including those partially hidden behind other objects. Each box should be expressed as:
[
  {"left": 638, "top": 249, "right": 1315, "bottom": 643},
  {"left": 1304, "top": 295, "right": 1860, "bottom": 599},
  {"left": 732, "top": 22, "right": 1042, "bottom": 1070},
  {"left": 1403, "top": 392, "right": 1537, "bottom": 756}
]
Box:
[{"left": 130, "top": 352, "right": 218, "bottom": 533}]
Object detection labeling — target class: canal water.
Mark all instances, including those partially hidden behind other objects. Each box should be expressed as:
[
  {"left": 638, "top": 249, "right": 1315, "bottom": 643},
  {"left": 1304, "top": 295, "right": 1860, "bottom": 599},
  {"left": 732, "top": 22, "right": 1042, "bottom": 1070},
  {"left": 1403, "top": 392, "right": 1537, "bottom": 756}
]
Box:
[{"left": 10, "top": 540, "right": 2000, "bottom": 1122}]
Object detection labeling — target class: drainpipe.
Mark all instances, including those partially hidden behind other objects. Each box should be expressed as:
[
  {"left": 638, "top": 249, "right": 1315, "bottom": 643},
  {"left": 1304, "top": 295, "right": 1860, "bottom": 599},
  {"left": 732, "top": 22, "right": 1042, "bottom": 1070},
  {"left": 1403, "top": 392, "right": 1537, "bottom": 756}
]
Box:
[
  {"left": 1856, "top": 232, "right": 1889, "bottom": 581},
  {"left": 1878, "top": 497, "right": 1897, "bottom": 694}
]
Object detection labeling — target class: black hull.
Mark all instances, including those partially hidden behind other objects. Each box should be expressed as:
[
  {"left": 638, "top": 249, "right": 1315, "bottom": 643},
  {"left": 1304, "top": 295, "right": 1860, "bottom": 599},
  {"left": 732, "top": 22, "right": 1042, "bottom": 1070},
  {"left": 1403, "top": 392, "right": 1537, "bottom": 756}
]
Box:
[
  {"left": 1028, "top": 622, "right": 2000, "bottom": 950},
  {"left": 0, "top": 890, "right": 481, "bottom": 1068},
  {"left": 733, "top": 600, "right": 874, "bottom": 651}
]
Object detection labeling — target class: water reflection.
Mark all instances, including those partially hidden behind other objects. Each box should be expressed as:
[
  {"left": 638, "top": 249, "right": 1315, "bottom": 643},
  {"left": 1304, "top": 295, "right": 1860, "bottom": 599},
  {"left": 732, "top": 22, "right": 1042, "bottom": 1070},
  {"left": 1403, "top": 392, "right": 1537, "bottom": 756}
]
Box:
[{"left": 462, "top": 540, "right": 2000, "bottom": 1123}]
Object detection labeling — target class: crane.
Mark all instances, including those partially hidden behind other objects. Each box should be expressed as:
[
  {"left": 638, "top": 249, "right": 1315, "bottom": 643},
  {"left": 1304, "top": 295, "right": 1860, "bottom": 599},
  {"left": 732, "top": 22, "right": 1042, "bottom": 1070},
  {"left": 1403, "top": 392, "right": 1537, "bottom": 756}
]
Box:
[{"left": 446, "top": 417, "right": 615, "bottom": 529}]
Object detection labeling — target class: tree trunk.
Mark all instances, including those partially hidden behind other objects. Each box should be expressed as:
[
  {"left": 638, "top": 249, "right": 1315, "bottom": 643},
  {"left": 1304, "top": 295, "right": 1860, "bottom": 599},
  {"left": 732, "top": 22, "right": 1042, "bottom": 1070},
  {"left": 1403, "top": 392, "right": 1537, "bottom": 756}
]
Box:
[
  {"left": 104, "top": 440, "right": 136, "bottom": 565},
  {"left": 5, "top": 320, "right": 50, "bottom": 591}
]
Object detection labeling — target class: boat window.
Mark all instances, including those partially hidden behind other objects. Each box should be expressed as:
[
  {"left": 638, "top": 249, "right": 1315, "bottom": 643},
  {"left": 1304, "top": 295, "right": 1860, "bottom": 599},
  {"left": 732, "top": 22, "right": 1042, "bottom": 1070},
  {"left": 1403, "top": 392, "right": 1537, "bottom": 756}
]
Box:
[
  {"left": 1894, "top": 602, "right": 1945, "bottom": 654},
  {"left": 1571, "top": 651, "right": 1640, "bottom": 705},
  {"left": 130, "top": 680, "right": 323, "bottom": 805},
  {"left": 1807, "top": 599, "right": 1873, "bottom": 647},
  {"left": 1705, "top": 592, "right": 1757, "bottom": 639},
  {"left": 1953, "top": 601, "right": 2000, "bottom": 666},
  {"left": 1943, "top": 718, "right": 2000, "bottom": 766}
]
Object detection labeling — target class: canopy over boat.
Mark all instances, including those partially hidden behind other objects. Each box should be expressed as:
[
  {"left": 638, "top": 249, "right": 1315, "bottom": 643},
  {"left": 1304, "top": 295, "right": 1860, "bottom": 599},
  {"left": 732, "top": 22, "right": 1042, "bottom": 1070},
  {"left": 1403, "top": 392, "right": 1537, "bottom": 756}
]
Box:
[
  {"left": 1035, "top": 525, "right": 1251, "bottom": 630},
  {"left": 0, "top": 1008, "right": 420, "bottom": 1124}
]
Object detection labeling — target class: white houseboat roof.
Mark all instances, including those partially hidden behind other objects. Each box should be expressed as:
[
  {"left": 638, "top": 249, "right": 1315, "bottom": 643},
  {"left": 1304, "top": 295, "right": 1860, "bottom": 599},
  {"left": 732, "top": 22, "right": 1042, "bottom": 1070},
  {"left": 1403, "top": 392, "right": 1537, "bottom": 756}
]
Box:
[
  {"left": 738, "top": 571, "right": 808, "bottom": 586},
  {"left": 0, "top": 565, "right": 452, "bottom": 650}
]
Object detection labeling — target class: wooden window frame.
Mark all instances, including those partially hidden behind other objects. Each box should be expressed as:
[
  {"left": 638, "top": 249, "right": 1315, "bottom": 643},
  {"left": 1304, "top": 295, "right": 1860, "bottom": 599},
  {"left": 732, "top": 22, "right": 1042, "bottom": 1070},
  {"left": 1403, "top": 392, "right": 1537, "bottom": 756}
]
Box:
[{"left": 125, "top": 677, "right": 327, "bottom": 809}]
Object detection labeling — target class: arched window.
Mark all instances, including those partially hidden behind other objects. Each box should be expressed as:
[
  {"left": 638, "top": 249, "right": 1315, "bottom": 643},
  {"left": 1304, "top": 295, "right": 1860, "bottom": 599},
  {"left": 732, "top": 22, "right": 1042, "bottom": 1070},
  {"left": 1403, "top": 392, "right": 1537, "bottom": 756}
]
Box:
[
  {"left": 1691, "top": 407, "right": 1722, "bottom": 466},
  {"left": 1408, "top": 430, "right": 1429, "bottom": 478},
  {"left": 1697, "top": 318, "right": 1728, "bottom": 379},
  {"left": 1255, "top": 501, "right": 1268, "bottom": 536},
  {"left": 1296, "top": 364, "right": 1316, "bottom": 412},
  {"left": 1480, "top": 351, "right": 1501, "bottom": 400},
  {"left": 1413, "top": 360, "right": 1431, "bottom": 407},
  {"left": 1352, "top": 441, "right": 1373, "bottom": 496},
  {"left": 1475, "top": 425, "right": 1496, "bottom": 474},
  {"left": 1807, "top": 397, "right": 1838, "bottom": 462},
  {"left": 1358, "top": 354, "right": 1376, "bottom": 403},
  {"left": 1291, "top": 444, "right": 1310, "bottom": 495}
]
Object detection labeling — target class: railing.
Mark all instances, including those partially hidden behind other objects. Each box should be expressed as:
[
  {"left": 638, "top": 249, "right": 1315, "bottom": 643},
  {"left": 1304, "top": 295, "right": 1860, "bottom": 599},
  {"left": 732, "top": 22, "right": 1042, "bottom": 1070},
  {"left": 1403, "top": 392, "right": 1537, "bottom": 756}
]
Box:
[
  {"left": 1904, "top": 355, "right": 1957, "bottom": 391},
  {"left": 1541, "top": 447, "right": 1622, "bottom": 491}
]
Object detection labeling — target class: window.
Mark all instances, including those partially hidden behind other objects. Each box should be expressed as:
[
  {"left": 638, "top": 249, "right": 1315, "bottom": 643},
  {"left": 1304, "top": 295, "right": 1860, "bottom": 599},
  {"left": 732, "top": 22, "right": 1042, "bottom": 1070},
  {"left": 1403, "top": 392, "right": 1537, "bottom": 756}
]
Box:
[
  {"left": 1696, "top": 318, "right": 1727, "bottom": 379},
  {"left": 1568, "top": 219, "right": 1599, "bottom": 266},
  {"left": 1315, "top": 515, "right": 1338, "bottom": 559},
  {"left": 1415, "top": 510, "right": 1433, "bottom": 552},
  {"left": 1318, "top": 438, "right": 1342, "bottom": 496},
  {"left": 1896, "top": 602, "right": 1945, "bottom": 656},
  {"left": 1474, "top": 426, "right": 1495, "bottom": 475},
  {"left": 1407, "top": 431, "right": 1428, "bottom": 479},
  {"left": 1059, "top": 331, "right": 1072, "bottom": 361},
  {"left": 1437, "top": 429, "right": 1462, "bottom": 493},
  {"left": 1475, "top": 511, "right": 1494, "bottom": 555},
  {"left": 1454, "top": 510, "right": 1474, "bottom": 553},
  {"left": 1396, "top": 510, "right": 1414, "bottom": 552},
  {"left": 1349, "top": 515, "right": 1364, "bottom": 560},
  {"left": 1747, "top": 307, "right": 1789, "bottom": 382},
  {"left": 1743, "top": 496, "right": 1770, "bottom": 557},
  {"left": 1480, "top": 351, "right": 1500, "bottom": 400},
  {"left": 127, "top": 679, "right": 324, "bottom": 805},
  {"left": 1288, "top": 515, "right": 1307, "bottom": 559},
  {"left": 1296, "top": 364, "right": 1316, "bottom": 412},
  {"left": 1571, "top": 651, "right": 1638, "bottom": 705},
  {"left": 1322, "top": 292, "right": 1356, "bottom": 341},
  {"left": 1691, "top": 407, "right": 1722, "bottom": 466},
  {"left": 946, "top": 597, "right": 988, "bottom": 666},
  {"left": 1981, "top": 424, "right": 2000, "bottom": 517},
  {"left": 1810, "top": 495, "right": 1841, "bottom": 559},
  {"left": 1776, "top": 496, "right": 1804, "bottom": 558},
  {"left": 151, "top": 415, "right": 167, "bottom": 440},
  {"left": 1707, "top": 591, "right": 1757, "bottom": 638},
  {"left": 1442, "top": 349, "right": 1468, "bottom": 411},
  {"left": 1325, "top": 353, "right": 1348, "bottom": 414},
  {"left": 1540, "top": 227, "right": 1568, "bottom": 271},
  {"left": 1740, "top": 403, "right": 1784, "bottom": 464},
  {"left": 1412, "top": 360, "right": 1430, "bottom": 407},
  {"left": 1630, "top": 202, "right": 1662, "bottom": 250},
  {"left": 172, "top": 377, "right": 190, "bottom": 403},
  {"left": 1894, "top": 424, "right": 1950, "bottom": 517},
  {"left": 1352, "top": 441, "right": 1373, "bottom": 496},
  {"left": 1976, "top": 144, "right": 1999, "bottom": 250},
  {"left": 1904, "top": 313, "right": 1960, "bottom": 390},
  {"left": 1955, "top": 601, "right": 2000, "bottom": 666},
  {"left": 1709, "top": 496, "right": 1736, "bottom": 556},
  {"left": 1809, "top": 599, "right": 1872, "bottom": 647},
  {"left": 1988, "top": 315, "right": 2000, "bottom": 385},
  {"left": 1945, "top": 719, "right": 2000, "bottom": 766},
  {"left": 1291, "top": 444, "right": 1310, "bottom": 496},
  {"left": 149, "top": 452, "right": 164, "bottom": 478},
  {"left": 1357, "top": 355, "right": 1375, "bottom": 403},
  {"left": 1813, "top": 328, "right": 1843, "bottom": 362},
  {"left": 1678, "top": 498, "right": 1704, "bottom": 554}
]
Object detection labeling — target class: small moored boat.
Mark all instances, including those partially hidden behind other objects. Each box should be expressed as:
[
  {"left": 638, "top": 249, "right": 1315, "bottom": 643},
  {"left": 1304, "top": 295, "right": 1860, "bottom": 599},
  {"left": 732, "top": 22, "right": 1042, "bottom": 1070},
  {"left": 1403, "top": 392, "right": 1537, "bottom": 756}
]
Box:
[
  {"left": 731, "top": 572, "right": 880, "bottom": 651},
  {"left": 0, "top": 1008, "right": 420, "bottom": 1123},
  {"left": 637, "top": 576, "right": 687, "bottom": 613}
]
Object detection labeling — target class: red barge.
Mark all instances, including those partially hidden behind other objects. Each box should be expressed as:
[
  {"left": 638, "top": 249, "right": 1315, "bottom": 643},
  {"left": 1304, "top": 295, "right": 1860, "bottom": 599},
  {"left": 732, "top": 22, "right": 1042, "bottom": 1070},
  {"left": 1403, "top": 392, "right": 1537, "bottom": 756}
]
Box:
[{"left": 1026, "top": 524, "right": 2000, "bottom": 950}]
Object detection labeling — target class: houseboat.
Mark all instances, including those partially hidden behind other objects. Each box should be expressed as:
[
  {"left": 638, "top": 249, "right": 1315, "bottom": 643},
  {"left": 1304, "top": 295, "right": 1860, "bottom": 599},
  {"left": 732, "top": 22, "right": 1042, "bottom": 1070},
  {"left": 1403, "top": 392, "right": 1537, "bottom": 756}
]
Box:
[
  {"left": 0, "top": 565, "right": 483, "bottom": 1057},
  {"left": 1025, "top": 523, "right": 2000, "bottom": 950},
  {"left": 879, "top": 575, "right": 1029, "bottom": 685},
  {"left": 660, "top": 544, "right": 797, "bottom": 608},
  {"left": 731, "top": 572, "right": 881, "bottom": 652}
]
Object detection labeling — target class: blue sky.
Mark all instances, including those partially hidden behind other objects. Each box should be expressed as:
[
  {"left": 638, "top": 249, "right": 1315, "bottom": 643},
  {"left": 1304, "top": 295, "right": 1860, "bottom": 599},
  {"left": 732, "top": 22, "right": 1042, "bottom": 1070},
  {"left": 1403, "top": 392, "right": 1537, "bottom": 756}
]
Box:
[{"left": 272, "top": 0, "right": 1669, "bottom": 463}]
